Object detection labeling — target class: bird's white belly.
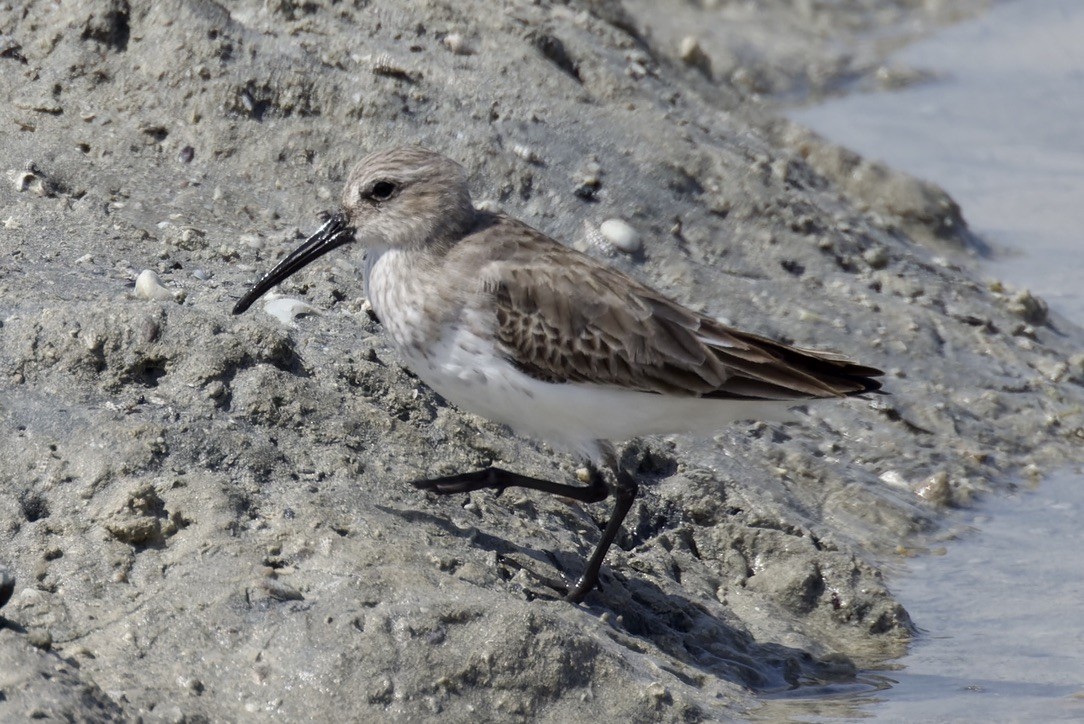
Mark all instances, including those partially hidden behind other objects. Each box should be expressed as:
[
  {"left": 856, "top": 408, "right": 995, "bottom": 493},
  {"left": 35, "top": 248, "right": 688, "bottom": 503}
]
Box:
[{"left": 405, "top": 323, "right": 791, "bottom": 462}]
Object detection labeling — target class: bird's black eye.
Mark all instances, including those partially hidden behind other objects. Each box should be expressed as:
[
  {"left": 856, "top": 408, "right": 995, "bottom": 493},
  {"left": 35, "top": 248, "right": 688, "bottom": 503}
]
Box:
[{"left": 369, "top": 180, "right": 398, "bottom": 201}]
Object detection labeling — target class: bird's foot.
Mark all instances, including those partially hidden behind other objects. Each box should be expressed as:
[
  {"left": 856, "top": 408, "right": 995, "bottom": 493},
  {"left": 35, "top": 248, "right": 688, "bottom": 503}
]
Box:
[
  {"left": 562, "top": 574, "right": 599, "bottom": 604},
  {"left": 497, "top": 554, "right": 598, "bottom": 604}
]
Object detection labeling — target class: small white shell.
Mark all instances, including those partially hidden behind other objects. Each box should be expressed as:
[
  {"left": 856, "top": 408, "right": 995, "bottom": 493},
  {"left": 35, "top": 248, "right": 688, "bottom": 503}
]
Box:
[
  {"left": 12, "top": 170, "right": 34, "bottom": 192},
  {"left": 263, "top": 297, "right": 319, "bottom": 327},
  {"left": 511, "top": 144, "right": 542, "bottom": 165},
  {"left": 134, "top": 269, "right": 175, "bottom": 301},
  {"left": 371, "top": 54, "right": 413, "bottom": 81},
  {"left": 9, "top": 169, "right": 49, "bottom": 196},
  {"left": 679, "top": 36, "right": 712, "bottom": 76},
  {"left": 599, "top": 218, "right": 641, "bottom": 253},
  {"left": 442, "top": 33, "right": 474, "bottom": 56},
  {"left": 878, "top": 470, "right": 909, "bottom": 490}
]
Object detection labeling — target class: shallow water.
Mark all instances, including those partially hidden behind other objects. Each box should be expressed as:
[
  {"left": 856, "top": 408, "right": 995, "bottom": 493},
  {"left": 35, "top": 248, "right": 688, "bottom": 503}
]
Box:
[
  {"left": 756, "top": 469, "right": 1084, "bottom": 722},
  {"left": 794, "top": 0, "right": 1084, "bottom": 325},
  {"left": 867, "top": 469, "right": 1084, "bottom": 721},
  {"left": 785, "top": 0, "right": 1084, "bottom": 719}
]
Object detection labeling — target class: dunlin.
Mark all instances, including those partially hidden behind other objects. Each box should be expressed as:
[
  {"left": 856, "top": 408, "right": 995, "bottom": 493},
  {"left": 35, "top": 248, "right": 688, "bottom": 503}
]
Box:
[{"left": 233, "top": 147, "right": 882, "bottom": 603}]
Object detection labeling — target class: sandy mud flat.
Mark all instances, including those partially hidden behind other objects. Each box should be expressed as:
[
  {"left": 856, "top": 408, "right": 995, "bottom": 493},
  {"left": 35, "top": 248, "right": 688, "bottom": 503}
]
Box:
[{"left": 1, "top": 1, "right": 1081, "bottom": 720}]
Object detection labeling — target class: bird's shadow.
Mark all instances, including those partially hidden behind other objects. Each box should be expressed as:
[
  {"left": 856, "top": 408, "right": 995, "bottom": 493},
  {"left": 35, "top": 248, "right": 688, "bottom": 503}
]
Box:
[{"left": 378, "top": 503, "right": 858, "bottom": 694}]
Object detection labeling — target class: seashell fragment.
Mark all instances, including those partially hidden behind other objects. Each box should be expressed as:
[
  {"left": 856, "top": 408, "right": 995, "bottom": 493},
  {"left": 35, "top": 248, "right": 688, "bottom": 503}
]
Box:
[
  {"left": 135, "top": 269, "right": 176, "bottom": 302},
  {"left": 263, "top": 297, "right": 319, "bottom": 327},
  {"left": 599, "top": 218, "right": 642, "bottom": 254}
]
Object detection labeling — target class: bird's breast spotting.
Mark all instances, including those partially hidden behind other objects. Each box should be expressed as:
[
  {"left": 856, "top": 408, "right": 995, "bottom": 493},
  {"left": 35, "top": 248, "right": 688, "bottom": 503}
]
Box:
[{"left": 364, "top": 247, "right": 444, "bottom": 359}]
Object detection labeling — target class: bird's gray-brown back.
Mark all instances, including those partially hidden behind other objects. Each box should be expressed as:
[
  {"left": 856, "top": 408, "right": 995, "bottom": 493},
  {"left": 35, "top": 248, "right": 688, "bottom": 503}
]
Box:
[{"left": 437, "top": 213, "right": 882, "bottom": 401}]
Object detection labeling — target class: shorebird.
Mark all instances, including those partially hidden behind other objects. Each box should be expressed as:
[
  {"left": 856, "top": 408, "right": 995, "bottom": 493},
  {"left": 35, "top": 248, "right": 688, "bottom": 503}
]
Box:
[{"left": 233, "top": 147, "right": 882, "bottom": 603}]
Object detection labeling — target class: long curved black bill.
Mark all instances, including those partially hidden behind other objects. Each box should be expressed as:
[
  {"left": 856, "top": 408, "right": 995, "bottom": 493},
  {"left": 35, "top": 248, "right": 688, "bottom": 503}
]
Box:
[{"left": 232, "top": 212, "right": 354, "bottom": 315}]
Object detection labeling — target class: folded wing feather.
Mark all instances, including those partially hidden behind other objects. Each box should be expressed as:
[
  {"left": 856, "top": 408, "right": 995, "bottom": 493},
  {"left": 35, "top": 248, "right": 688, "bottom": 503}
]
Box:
[{"left": 462, "top": 215, "right": 882, "bottom": 401}]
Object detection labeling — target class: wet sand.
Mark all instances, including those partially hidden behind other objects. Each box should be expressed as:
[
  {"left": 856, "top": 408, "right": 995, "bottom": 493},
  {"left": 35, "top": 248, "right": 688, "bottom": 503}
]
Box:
[{"left": 1, "top": 1, "right": 1081, "bottom": 720}]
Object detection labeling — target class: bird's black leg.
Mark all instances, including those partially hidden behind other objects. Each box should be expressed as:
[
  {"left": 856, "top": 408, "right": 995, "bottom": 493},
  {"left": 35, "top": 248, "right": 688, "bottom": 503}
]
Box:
[
  {"left": 563, "top": 465, "right": 638, "bottom": 603},
  {"left": 411, "top": 455, "right": 639, "bottom": 603},
  {"left": 411, "top": 465, "right": 609, "bottom": 503}
]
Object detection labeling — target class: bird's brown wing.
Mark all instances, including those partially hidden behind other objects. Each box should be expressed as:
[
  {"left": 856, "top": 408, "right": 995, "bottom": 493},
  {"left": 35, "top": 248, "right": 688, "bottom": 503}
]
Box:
[{"left": 461, "top": 217, "right": 881, "bottom": 400}]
